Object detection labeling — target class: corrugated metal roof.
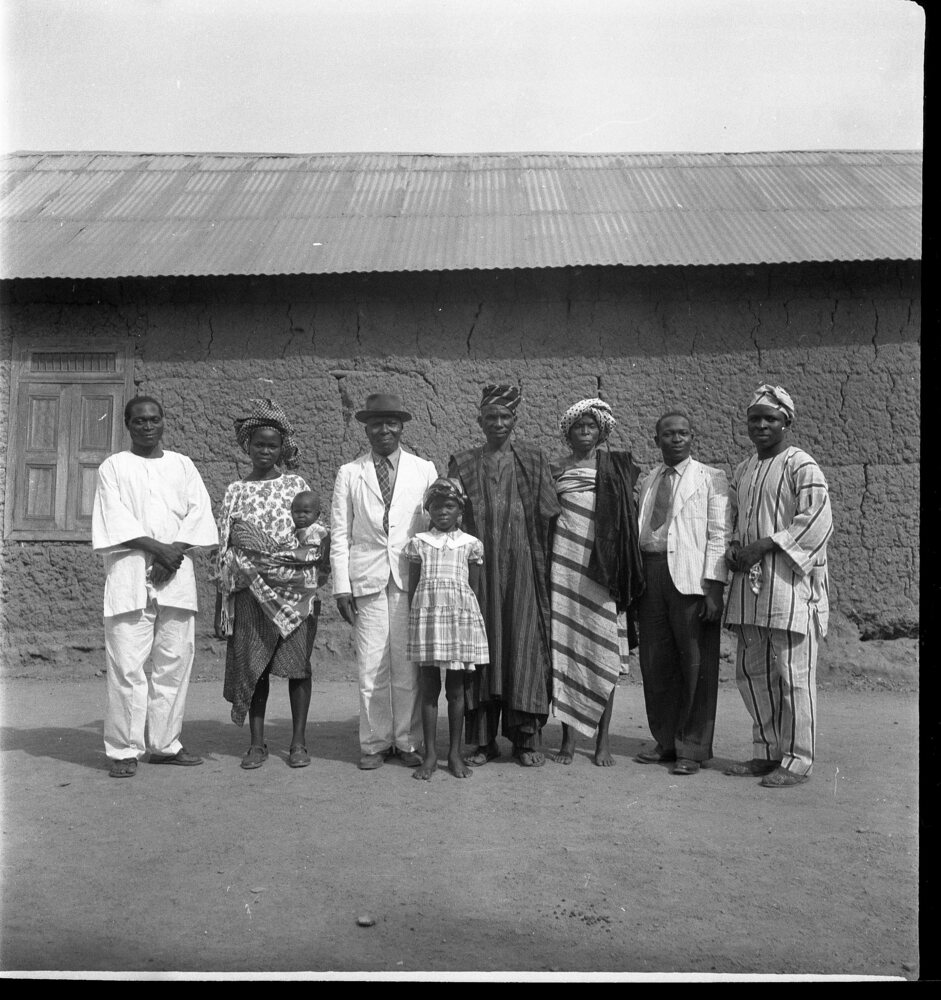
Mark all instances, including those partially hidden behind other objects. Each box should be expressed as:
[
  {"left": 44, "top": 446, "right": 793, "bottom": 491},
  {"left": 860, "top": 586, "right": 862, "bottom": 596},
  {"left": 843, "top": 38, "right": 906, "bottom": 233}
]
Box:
[{"left": 0, "top": 150, "right": 921, "bottom": 279}]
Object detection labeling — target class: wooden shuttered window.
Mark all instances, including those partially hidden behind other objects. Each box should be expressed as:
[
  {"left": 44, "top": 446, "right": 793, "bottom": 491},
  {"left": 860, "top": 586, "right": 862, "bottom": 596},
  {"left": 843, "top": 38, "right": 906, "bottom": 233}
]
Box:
[{"left": 5, "top": 341, "right": 134, "bottom": 540}]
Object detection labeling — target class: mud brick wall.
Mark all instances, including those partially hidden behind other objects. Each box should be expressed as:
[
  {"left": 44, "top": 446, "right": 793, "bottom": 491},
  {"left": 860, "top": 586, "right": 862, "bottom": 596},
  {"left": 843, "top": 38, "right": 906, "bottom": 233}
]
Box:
[{"left": 0, "top": 262, "right": 920, "bottom": 667}]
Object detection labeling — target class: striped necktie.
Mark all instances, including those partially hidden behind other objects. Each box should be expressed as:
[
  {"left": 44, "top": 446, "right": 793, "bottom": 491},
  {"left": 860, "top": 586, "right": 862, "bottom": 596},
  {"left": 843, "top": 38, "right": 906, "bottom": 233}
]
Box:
[
  {"left": 649, "top": 467, "right": 676, "bottom": 530},
  {"left": 375, "top": 457, "right": 393, "bottom": 533}
]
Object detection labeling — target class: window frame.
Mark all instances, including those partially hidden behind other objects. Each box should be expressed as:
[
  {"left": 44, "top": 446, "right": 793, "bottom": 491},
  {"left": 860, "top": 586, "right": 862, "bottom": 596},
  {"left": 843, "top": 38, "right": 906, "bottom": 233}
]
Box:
[{"left": 4, "top": 337, "right": 135, "bottom": 541}]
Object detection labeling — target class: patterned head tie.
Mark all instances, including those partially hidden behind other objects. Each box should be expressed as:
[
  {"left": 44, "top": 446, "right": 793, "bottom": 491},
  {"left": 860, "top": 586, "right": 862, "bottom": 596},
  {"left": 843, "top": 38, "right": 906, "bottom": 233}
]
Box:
[
  {"left": 423, "top": 477, "right": 468, "bottom": 512},
  {"left": 480, "top": 384, "right": 521, "bottom": 413},
  {"left": 559, "top": 397, "right": 616, "bottom": 447},
  {"left": 748, "top": 384, "right": 795, "bottom": 422},
  {"left": 234, "top": 398, "right": 301, "bottom": 470}
]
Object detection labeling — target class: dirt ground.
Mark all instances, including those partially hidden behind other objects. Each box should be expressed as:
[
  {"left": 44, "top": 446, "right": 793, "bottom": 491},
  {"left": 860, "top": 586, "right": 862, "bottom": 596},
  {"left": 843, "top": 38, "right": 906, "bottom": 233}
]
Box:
[{"left": 0, "top": 639, "right": 921, "bottom": 982}]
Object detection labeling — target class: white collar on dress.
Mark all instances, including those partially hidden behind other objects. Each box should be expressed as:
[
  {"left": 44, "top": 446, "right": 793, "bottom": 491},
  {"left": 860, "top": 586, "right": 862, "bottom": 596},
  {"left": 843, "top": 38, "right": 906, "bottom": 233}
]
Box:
[{"left": 414, "top": 528, "right": 475, "bottom": 549}]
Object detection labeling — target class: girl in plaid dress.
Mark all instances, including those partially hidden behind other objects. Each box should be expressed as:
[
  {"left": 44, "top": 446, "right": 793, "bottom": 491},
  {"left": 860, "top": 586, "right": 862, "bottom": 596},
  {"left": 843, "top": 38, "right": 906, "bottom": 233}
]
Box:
[{"left": 406, "top": 478, "right": 489, "bottom": 780}]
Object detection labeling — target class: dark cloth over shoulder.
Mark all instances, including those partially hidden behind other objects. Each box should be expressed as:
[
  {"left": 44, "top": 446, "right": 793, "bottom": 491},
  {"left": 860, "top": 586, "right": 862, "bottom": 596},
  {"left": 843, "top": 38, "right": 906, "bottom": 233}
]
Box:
[
  {"left": 589, "top": 450, "right": 645, "bottom": 617},
  {"left": 449, "top": 441, "right": 561, "bottom": 717}
]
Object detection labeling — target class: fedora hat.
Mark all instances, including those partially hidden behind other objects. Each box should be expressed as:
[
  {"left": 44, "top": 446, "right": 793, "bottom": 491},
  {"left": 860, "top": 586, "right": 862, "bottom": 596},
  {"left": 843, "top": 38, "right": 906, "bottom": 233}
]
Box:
[{"left": 355, "top": 392, "right": 412, "bottom": 423}]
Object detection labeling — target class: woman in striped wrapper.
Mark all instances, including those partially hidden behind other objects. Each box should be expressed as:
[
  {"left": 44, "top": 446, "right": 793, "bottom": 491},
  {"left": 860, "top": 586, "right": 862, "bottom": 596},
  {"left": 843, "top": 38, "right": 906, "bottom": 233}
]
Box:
[{"left": 549, "top": 398, "right": 644, "bottom": 766}]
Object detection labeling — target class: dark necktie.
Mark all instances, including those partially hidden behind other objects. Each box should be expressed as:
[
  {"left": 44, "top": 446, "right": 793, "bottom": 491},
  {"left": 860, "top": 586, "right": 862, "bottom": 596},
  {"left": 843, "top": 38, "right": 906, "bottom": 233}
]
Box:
[
  {"left": 375, "top": 457, "right": 393, "bottom": 533},
  {"left": 649, "top": 467, "right": 676, "bottom": 530}
]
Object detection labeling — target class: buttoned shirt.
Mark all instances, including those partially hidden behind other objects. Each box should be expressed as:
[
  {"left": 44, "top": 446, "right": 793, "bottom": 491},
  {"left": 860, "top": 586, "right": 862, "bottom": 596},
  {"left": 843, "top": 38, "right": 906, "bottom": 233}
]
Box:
[{"left": 640, "top": 457, "right": 691, "bottom": 553}]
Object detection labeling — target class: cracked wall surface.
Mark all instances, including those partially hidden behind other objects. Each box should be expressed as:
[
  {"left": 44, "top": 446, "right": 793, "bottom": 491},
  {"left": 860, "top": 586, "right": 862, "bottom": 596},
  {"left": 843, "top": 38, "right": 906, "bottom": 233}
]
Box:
[{"left": 0, "top": 262, "right": 920, "bottom": 663}]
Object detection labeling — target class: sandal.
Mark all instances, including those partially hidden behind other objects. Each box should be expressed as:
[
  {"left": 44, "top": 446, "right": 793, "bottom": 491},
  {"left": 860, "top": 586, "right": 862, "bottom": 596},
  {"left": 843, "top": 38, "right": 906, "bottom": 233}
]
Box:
[
  {"left": 465, "top": 746, "right": 500, "bottom": 767},
  {"left": 513, "top": 747, "right": 545, "bottom": 768},
  {"left": 108, "top": 757, "right": 138, "bottom": 778},
  {"left": 288, "top": 745, "right": 311, "bottom": 768},
  {"left": 240, "top": 744, "right": 268, "bottom": 770}
]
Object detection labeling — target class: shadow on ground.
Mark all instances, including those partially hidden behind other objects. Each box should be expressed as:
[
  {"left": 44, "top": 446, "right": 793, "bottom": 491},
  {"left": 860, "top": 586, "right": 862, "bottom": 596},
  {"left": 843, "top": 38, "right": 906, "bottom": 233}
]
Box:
[{"left": 0, "top": 716, "right": 364, "bottom": 772}]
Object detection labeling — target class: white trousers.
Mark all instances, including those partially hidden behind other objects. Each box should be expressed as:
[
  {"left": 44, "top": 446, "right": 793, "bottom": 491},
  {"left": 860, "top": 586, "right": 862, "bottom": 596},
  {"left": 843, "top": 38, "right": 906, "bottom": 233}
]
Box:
[
  {"left": 734, "top": 624, "right": 818, "bottom": 776},
  {"left": 103, "top": 601, "right": 196, "bottom": 760},
  {"left": 354, "top": 578, "right": 421, "bottom": 755}
]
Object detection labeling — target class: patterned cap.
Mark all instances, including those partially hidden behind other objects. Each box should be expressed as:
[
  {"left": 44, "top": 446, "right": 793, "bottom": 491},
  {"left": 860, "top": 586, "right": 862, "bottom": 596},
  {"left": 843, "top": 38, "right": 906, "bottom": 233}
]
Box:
[
  {"left": 748, "top": 384, "right": 795, "bottom": 421},
  {"left": 422, "top": 477, "right": 467, "bottom": 511},
  {"left": 480, "top": 384, "right": 521, "bottom": 412},
  {"left": 559, "top": 397, "right": 616, "bottom": 447},
  {"left": 234, "top": 398, "right": 301, "bottom": 470}
]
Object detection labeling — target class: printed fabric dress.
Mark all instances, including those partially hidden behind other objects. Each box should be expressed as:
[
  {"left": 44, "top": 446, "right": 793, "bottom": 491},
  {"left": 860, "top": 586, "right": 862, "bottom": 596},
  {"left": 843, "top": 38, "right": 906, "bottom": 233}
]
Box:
[
  {"left": 550, "top": 466, "right": 631, "bottom": 738},
  {"left": 215, "top": 473, "right": 320, "bottom": 725},
  {"left": 405, "top": 529, "right": 490, "bottom": 669}
]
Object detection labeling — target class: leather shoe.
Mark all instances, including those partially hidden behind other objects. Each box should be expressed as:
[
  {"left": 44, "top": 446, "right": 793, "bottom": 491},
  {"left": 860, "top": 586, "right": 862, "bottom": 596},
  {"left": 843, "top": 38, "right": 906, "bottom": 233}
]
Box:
[
  {"left": 634, "top": 747, "right": 677, "bottom": 764},
  {"left": 358, "top": 752, "right": 385, "bottom": 770},
  {"left": 671, "top": 758, "right": 701, "bottom": 775},
  {"left": 149, "top": 748, "right": 203, "bottom": 766},
  {"left": 760, "top": 767, "right": 810, "bottom": 788},
  {"left": 240, "top": 744, "right": 268, "bottom": 769},
  {"left": 723, "top": 758, "right": 778, "bottom": 777},
  {"left": 398, "top": 751, "right": 423, "bottom": 767}
]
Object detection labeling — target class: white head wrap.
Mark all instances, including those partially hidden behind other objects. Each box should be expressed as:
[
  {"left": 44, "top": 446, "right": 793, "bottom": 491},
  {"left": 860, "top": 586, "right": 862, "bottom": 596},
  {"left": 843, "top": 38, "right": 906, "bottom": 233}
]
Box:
[
  {"left": 748, "top": 384, "right": 795, "bottom": 422},
  {"left": 559, "top": 398, "right": 616, "bottom": 447}
]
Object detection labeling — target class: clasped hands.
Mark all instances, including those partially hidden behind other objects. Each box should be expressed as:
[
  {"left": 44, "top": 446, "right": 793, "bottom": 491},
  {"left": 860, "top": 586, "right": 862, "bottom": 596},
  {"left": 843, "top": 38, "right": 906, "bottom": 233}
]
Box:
[
  {"left": 150, "top": 541, "right": 189, "bottom": 586},
  {"left": 725, "top": 538, "right": 774, "bottom": 573}
]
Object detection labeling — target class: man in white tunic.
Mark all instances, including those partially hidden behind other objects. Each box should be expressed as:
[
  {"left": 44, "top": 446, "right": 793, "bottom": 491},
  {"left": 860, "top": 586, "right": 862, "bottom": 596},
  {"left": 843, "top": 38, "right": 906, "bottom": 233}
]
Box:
[
  {"left": 92, "top": 396, "right": 219, "bottom": 777},
  {"left": 723, "top": 385, "right": 833, "bottom": 788}
]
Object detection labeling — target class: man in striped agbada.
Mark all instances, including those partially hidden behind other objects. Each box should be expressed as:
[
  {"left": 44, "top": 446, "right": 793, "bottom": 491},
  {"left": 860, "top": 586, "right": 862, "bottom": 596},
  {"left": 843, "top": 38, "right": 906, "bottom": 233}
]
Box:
[{"left": 723, "top": 385, "right": 833, "bottom": 788}]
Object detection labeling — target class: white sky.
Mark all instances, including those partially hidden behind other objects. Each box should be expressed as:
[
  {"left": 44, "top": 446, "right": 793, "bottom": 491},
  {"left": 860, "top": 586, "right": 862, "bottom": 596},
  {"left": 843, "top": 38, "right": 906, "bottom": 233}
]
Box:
[{"left": 0, "top": 0, "right": 925, "bottom": 155}]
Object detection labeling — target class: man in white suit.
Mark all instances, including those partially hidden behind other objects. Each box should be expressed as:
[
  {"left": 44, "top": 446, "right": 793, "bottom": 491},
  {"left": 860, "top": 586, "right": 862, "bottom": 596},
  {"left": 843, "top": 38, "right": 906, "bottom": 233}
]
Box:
[
  {"left": 634, "top": 411, "right": 732, "bottom": 776},
  {"left": 331, "top": 393, "right": 439, "bottom": 770}
]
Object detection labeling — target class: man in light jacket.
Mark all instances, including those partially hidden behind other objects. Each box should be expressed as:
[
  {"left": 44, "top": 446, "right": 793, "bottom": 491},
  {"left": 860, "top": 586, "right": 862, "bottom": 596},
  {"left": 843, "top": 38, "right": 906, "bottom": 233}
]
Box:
[
  {"left": 633, "top": 410, "right": 732, "bottom": 776},
  {"left": 330, "top": 393, "right": 439, "bottom": 770}
]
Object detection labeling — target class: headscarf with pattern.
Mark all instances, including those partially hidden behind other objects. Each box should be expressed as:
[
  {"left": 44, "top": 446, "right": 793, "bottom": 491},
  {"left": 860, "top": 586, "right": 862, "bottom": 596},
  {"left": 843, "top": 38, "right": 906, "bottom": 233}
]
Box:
[
  {"left": 480, "top": 384, "right": 521, "bottom": 413},
  {"left": 558, "top": 397, "right": 617, "bottom": 447},
  {"left": 234, "top": 398, "right": 301, "bottom": 470},
  {"left": 422, "top": 476, "right": 468, "bottom": 512},
  {"left": 748, "top": 384, "right": 795, "bottom": 422}
]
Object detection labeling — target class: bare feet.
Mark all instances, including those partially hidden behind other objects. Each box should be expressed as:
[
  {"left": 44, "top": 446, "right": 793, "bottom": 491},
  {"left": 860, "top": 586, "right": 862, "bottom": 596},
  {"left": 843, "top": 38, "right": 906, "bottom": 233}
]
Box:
[
  {"left": 464, "top": 741, "right": 500, "bottom": 767},
  {"left": 447, "top": 754, "right": 473, "bottom": 779},
  {"left": 412, "top": 756, "right": 438, "bottom": 780},
  {"left": 553, "top": 732, "right": 576, "bottom": 765},
  {"left": 593, "top": 741, "right": 615, "bottom": 767}
]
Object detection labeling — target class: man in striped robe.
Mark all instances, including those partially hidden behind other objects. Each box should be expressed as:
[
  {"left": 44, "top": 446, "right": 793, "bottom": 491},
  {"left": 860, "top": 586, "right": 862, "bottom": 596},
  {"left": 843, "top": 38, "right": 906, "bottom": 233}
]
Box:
[{"left": 723, "top": 385, "right": 833, "bottom": 788}]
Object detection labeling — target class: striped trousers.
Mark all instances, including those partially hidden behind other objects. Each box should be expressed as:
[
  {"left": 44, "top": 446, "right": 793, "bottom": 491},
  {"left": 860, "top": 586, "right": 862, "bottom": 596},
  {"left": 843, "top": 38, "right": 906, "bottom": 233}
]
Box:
[{"left": 734, "top": 623, "right": 818, "bottom": 776}]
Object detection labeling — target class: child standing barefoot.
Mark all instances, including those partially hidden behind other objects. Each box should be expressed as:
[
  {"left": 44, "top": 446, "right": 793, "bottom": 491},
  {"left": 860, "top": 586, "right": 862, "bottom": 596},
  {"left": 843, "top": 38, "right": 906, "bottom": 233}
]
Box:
[{"left": 406, "top": 478, "right": 489, "bottom": 780}]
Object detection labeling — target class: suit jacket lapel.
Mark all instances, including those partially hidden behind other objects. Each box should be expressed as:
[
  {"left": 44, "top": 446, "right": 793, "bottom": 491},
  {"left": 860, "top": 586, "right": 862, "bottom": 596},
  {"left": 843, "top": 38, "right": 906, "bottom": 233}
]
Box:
[
  {"left": 638, "top": 464, "right": 663, "bottom": 524},
  {"left": 672, "top": 460, "right": 702, "bottom": 513},
  {"left": 389, "top": 450, "right": 413, "bottom": 510},
  {"left": 358, "top": 453, "right": 384, "bottom": 503}
]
